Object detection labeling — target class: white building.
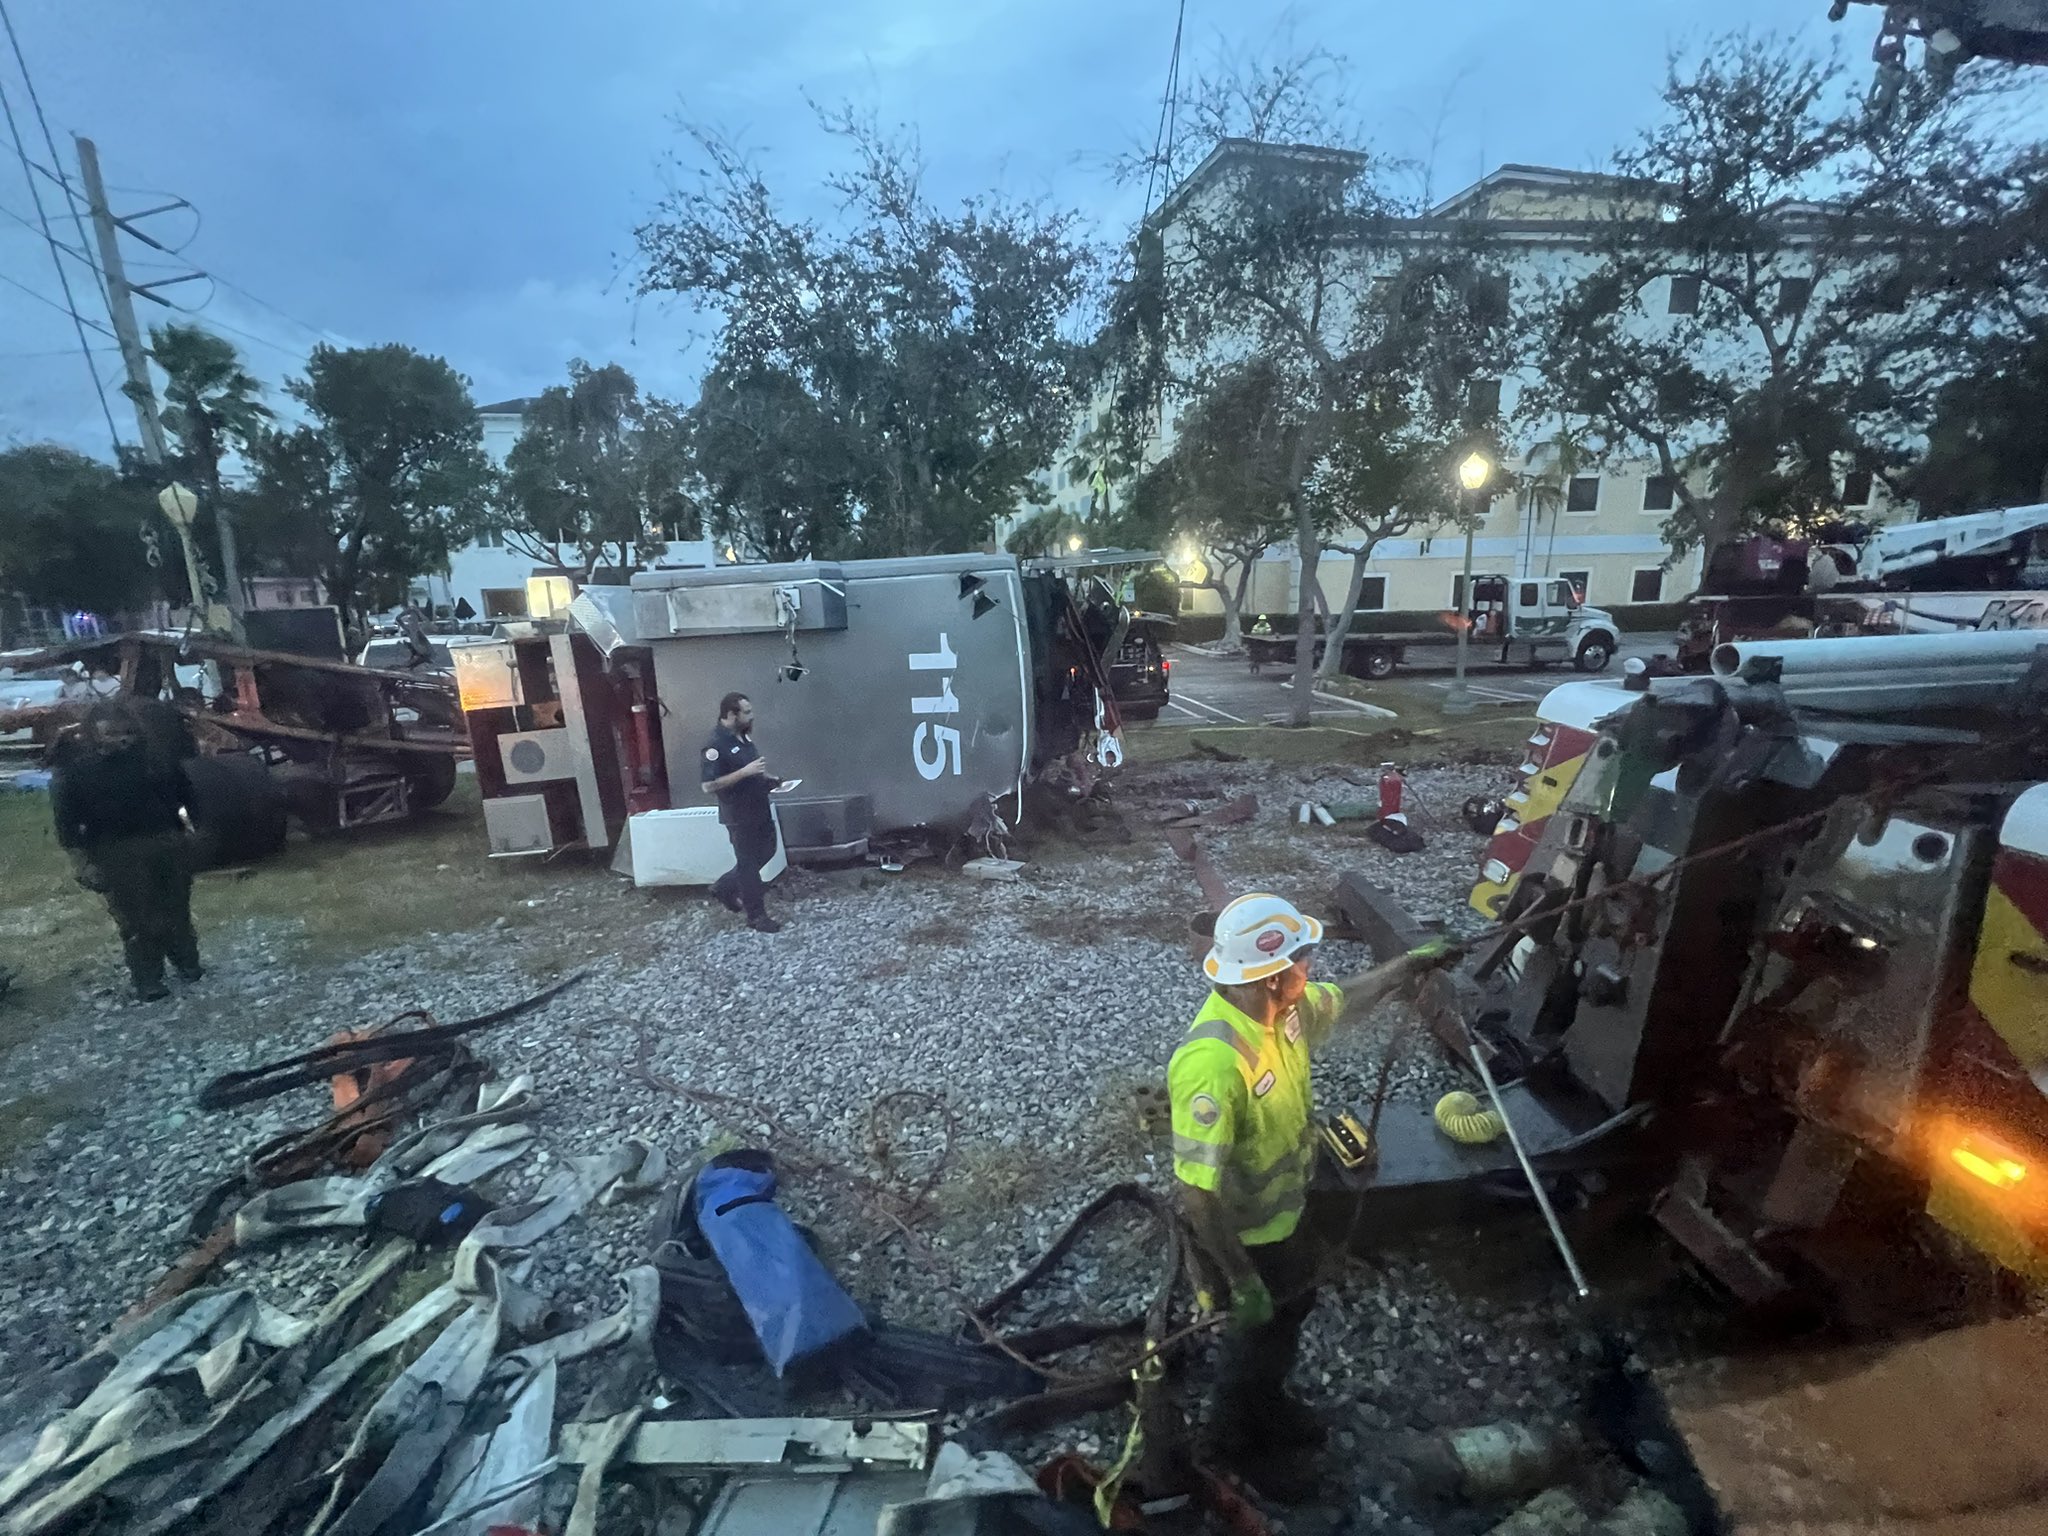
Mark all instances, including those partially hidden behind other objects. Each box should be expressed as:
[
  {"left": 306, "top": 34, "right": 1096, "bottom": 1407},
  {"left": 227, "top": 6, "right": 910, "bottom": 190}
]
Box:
[
  {"left": 1013, "top": 153, "right": 1904, "bottom": 620},
  {"left": 409, "top": 396, "right": 719, "bottom": 622}
]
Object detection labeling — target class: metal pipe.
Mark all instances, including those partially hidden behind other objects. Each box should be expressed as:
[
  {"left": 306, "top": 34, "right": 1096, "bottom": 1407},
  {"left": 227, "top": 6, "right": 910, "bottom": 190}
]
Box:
[
  {"left": 1712, "top": 629, "right": 2048, "bottom": 677},
  {"left": 1458, "top": 1017, "right": 1592, "bottom": 1299}
]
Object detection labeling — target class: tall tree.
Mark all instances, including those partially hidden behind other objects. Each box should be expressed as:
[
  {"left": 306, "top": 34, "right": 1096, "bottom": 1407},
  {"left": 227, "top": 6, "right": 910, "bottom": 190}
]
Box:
[
  {"left": 1106, "top": 363, "right": 1298, "bottom": 651},
  {"left": 1910, "top": 335, "right": 2048, "bottom": 512},
  {"left": 1107, "top": 44, "right": 1514, "bottom": 723},
  {"left": 1308, "top": 397, "right": 1462, "bottom": 678},
  {"left": 639, "top": 110, "right": 1095, "bottom": 557},
  {"left": 1882, "top": 126, "right": 2048, "bottom": 510},
  {"left": 245, "top": 344, "right": 491, "bottom": 627},
  {"left": 496, "top": 360, "right": 693, "bottom": 582},
  {"left": 683, "top": 357, "right": 858, "bottom": 563},
  {"left": 1521, "top": 38, "right": 1991, "bottom": 559},
  {"left": 0, "top": 446, "right": 161, "bottom": 634}
]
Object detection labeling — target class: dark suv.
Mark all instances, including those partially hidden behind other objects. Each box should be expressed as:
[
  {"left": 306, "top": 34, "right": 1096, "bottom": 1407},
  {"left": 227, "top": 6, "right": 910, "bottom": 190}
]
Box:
[{"left": 1109, "top": 614, "right": 1173, "bottom": 720}]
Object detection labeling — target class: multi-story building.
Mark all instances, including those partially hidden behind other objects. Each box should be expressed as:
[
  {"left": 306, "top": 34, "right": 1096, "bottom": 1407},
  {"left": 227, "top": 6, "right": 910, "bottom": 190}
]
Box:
[
  {"left": 408, "top": 396, "right": 717, "bottom": 621},
  {"left": 1011, "top": 153, "right": 1903, "bottom": 621}
]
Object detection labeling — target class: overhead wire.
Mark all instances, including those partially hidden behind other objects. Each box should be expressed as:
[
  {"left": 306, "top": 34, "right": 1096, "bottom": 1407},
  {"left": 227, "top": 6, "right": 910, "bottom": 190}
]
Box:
[
  {"left": 0, "top": 0, "right": 122, "bottom": 451},
  {"left": 0, "top": 80, "right": 119, "bottom": 451},
  {"left": 1139, "top": 0, "right": 1188, "bottom": 225},
  {"left": 0, "top": 1, "right": 107, "bottom": 290},
  {"left": 0, "top": 265, "right": 104, "bottom": 330},
  {"left": 0, "top": 344, "right": 117, "bottom": 358}
]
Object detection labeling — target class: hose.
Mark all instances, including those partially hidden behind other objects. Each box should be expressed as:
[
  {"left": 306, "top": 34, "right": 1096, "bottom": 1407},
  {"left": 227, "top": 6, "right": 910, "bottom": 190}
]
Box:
[{"left": 1434, "top": 1090, "right": 1505, "bottom": 1145}]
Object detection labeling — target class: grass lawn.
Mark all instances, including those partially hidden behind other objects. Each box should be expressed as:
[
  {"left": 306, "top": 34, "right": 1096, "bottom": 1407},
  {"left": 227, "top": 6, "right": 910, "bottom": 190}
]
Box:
[
  {"left": 1124, "top": 708, "right": 1535, "bottom": 770},
  {"left": 0, "top": 777, "right": 611, "bottom": 1036}
]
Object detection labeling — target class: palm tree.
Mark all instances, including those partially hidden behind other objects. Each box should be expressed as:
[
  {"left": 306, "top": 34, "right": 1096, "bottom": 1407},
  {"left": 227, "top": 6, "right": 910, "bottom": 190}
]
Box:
[
  {"left": 1516, "top": 425, "right": 1592, "bottom": 580},
  {"left": 151, "top": 324, "right": 271, "bottom": 501},
  {"left": 151, "top": 325, "right": 271, "bottom": 609}
]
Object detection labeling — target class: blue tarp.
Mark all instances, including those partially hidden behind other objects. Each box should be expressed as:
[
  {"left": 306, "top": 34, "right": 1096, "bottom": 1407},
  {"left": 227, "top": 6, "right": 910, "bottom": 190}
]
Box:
[{"left": 691, "top": 1151, "right": 867, "bottom": 1377}]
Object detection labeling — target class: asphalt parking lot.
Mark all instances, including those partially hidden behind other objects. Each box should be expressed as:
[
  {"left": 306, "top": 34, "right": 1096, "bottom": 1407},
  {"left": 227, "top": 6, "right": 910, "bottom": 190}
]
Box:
[{"left": 1149, "top": 633, "right": 1674, "bottom": 725}]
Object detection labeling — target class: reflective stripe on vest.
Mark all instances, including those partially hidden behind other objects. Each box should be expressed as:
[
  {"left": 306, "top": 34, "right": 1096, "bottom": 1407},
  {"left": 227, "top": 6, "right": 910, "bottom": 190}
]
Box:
[{"left": 1183, "top": 1018, "right": 1260, "bottom": 1081}]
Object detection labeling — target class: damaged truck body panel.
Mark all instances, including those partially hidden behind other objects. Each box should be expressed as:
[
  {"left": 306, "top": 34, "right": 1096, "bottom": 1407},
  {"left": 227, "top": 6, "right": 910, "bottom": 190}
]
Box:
[
  {"left": 1443, "top": 634, "right": 2048, "bottom": 1306},
  {"left": 457, "top": 551, "right": 1154, "bottom": 870},
  {"left": 632, "top": 557, "right": 1034, "bottom": 841}
]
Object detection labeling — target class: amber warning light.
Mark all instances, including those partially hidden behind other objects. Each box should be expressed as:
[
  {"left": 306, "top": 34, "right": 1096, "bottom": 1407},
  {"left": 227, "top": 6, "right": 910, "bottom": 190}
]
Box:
[{"left": 1952, "top": 1135, "right": 2029, "bottom": 1191}]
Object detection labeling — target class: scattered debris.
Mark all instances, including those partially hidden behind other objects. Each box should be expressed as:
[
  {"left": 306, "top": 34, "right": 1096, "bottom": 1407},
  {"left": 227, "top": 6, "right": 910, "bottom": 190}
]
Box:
[
  {"left": 564, "top": 1416, "right": 930, "bottom": 1469},
  {"left": 1159, "top": 793, "right": 1258, "bottom": 830},
  {"left": 959, "top": 857, "right": 1027, "bottom": 883}
]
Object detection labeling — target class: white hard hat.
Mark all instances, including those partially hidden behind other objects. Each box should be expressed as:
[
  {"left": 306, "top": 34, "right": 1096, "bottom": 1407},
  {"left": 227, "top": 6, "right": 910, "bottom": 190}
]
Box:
[{"left": 1203, "top": 893, "right": 1323, "bottom": 985}]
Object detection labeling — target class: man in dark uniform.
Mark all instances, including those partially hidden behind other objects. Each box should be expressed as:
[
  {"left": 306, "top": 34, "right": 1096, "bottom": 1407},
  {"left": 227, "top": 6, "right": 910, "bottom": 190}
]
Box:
[
  {"left": 700, "top": 691, "right": 784, "bottom": 933},
  {"left": 49, "top": 697, "right": 203, "bottom": 1001}
]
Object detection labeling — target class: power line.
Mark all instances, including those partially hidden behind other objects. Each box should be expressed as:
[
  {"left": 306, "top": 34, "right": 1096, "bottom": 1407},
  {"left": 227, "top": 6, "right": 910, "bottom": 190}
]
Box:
[
  {"left": 183, "top": 309, "right": 308, "bottom": 362},
  {"left": 0, "top": 343, "right": 118, "bottom": 358},
  {"left": 203, "top": 270, "right": 330, "bottom": 341},
  {"left": 0, "top": 80, "right": 119, "bottom": 450},
  {"left": 0, "top": 195, "right": 88, "bottom": 260},
  {"left": 23, "top": 156, "right": 329, "bottom": 348},
  {"left": 1141, "top": 0, "right": 1189, "bottom": 223},
  {"left": 0, "top": 1, "right": 107, "bottom": 287},
  {"left": 0, "top": 268, "right": 115, "bottom": 336}
]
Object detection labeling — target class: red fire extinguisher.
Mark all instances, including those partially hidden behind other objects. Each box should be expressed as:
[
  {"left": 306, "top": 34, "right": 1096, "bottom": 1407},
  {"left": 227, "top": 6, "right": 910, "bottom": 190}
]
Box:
[{"left": 1378, "top": 762, "right": 1406, "bottom": 822}]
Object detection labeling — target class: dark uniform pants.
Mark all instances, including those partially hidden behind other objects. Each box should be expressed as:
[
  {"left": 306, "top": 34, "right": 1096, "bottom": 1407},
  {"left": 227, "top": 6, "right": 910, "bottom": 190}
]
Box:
[
  {"left": 711, "top": 816, "right": 777, "bottom": 920},
  {"left": 83, "top": 831, "right": 198, "bottom": 989},
  {"left": 1211, "top": 1225, "right": 1321, "bottom": 1451}
]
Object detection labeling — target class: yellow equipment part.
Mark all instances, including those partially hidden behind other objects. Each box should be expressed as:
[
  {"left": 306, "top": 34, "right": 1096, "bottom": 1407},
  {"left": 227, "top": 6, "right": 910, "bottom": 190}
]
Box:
[{"left": 1969, "top": 880, "right": 2048, "bottom": 1086}]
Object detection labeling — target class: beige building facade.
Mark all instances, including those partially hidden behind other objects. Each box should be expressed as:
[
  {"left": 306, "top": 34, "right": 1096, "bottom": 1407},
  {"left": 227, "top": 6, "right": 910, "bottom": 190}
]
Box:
[{"left": 1012, "top": 157, "right": 1904, "bottom": 622}]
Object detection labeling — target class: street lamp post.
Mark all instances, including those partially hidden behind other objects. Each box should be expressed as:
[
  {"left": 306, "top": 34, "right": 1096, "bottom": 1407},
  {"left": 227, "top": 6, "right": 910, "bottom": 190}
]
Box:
[
  {"left": 158, "top": 481, "right": 234, "bottom": 636},
  {"left": 1444, "top": 449, "right": 1494, "bottom": 716}
]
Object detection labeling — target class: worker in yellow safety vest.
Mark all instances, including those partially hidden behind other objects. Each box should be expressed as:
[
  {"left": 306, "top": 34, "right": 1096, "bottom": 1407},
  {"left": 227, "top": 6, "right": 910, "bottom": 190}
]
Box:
[{"left": 1169, "top": 891, "right": 1448, "bottom": 1494}]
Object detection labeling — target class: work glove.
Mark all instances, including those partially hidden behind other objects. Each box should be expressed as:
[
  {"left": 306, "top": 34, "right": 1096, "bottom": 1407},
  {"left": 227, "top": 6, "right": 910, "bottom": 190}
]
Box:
[
  {"left": 1228, "top": 1275, "right": 1275, "bottom": 1332},
  {"left": 1406, "top": 936, "right": 1460, "bottom": 970}
]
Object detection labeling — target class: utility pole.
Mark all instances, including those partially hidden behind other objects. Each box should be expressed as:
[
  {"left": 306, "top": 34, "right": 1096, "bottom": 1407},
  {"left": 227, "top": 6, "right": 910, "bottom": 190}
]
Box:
[
  {"left": 75, "top": 137, "right": 168, "bottom": 465},
  {"left": 77, "top": 136, "right": 243, "bottom": 631}
]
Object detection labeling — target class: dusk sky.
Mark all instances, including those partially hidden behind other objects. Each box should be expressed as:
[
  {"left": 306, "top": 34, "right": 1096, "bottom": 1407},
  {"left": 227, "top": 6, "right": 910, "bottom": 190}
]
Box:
[{"left": 0, "top": 1, "right": 2027, "bottom": 457}]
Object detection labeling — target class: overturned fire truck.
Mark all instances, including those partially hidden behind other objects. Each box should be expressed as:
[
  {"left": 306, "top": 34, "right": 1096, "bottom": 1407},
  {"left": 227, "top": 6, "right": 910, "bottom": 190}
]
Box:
[
  {"left": 1334, "top": 629, "right": 2048, "bottom": 1311},
  {"left": 452, "top": 552, "right": 1157, "bottom": 880}
]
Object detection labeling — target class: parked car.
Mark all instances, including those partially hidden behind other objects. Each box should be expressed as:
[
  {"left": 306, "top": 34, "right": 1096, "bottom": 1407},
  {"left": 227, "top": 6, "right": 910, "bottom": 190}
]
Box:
[
  {"left": 1109, "top": 613, "right": 1174, "bottom": 721},
  {"left": 356, "top": 633, "right": 499, "bottom": 674}
]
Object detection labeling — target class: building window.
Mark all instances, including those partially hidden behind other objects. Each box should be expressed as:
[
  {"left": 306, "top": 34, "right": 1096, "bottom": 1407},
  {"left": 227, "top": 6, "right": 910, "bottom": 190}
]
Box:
[
  {"left": 1642, "top": 475, "right": 1676, "bottom": 512},
  {"left": 1630, "top": 568, "right": 1665, "bottom": 604},
  {"left": 1777, "top": 275, "right": 1812, "bottom": 315},
  {"left": 278, "top": 588, "right": 295, "bottom": 606},
  {"left": 1842, "top": 469, "right": 1873, "bottom": 507},
  {"left": 478, "top": 527, "right": 505, "bottom": 549},
  {"left": 1556, "top": 569, "right": 1591, "bottom": 601},
  {"left": 1667, "top": 275, "right": 1701, "bottom": 315},
  {"left": 481, "top": 587, "right": 529, "bottom": 619},
  {"left": 1565, "top": 475, "right": 1600, "bottom": 513},
  {"left": 1450, "top": 573, "right": 1504, "bottom": 611},
  {"left": 1355, "top": 575, "right": 1387, "bottom": 612}
]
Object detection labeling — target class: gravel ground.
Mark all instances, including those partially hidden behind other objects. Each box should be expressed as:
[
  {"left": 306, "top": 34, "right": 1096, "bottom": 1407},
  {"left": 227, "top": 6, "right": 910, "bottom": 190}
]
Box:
[{"left": 0, "top": 751, "right": 1698, "bottom": 1526}]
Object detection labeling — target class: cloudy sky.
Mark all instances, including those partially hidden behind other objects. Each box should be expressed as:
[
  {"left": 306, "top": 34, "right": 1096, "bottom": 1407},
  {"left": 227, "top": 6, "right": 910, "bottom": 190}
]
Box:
[{"left": 0, "top": 0, "right": 2016, "bottom": 457}]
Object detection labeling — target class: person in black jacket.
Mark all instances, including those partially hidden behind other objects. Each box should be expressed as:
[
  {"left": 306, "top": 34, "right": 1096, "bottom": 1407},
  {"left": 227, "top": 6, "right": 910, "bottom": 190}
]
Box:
[
  {"left": 49, "top": 697, "right": 202, "bottom": 1001},
  {"left": 699, "top": 692, "right": 784, "bottom": 933}
]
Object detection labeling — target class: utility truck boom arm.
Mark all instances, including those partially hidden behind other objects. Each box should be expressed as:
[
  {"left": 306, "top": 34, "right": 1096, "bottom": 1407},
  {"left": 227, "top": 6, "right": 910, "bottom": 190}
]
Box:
[{"left": 1852, "top": 502, "right": 2048, "bottom": 581}]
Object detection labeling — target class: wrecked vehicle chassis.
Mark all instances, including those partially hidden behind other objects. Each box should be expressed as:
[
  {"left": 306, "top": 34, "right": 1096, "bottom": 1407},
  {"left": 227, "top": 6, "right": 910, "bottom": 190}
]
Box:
[
  {"left": 4, "top": 632, "right": 468, "bottom": 854},
  {"left": 1317, "top": 637, "right": 2048, "bottom": 1316}
]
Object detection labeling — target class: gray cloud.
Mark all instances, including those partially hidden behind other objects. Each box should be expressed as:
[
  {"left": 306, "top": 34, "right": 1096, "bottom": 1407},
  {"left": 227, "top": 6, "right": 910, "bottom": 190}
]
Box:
[{"left": 1, "top": 0, "right": 2033, "bottom": 455}]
